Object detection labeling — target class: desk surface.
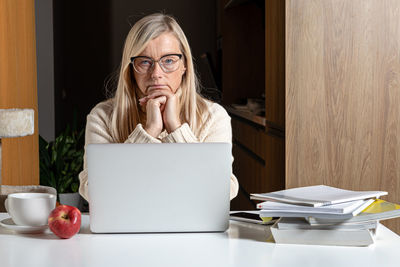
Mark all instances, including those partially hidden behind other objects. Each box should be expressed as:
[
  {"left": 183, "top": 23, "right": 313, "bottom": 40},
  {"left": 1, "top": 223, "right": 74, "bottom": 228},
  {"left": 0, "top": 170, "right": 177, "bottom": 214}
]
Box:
[{"left": 0, "top": 213, "right": 399, "bottom": 267}]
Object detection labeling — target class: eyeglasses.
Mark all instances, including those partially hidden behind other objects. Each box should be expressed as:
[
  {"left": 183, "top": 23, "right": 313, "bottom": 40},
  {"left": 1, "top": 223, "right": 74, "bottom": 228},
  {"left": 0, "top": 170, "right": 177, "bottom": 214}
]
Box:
[{"left": 130, "top": 54, "right": 183, "bottom": 74}]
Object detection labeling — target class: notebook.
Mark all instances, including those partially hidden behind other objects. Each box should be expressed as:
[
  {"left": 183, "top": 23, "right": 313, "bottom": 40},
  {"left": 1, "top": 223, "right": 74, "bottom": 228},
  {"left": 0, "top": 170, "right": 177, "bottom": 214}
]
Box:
[
  {"left": 251, "top": 185, "right": 387, "bottom": 207},
  {"left": 86, "top": 143, "right": 231, "bottom": 233}
]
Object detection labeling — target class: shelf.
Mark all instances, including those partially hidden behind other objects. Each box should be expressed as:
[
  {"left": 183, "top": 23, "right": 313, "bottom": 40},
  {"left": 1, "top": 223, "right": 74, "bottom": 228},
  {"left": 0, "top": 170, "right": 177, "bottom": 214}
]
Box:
[
  {"left": 225, "top": 106, "right": 266, "bottom": 127},
  {"left": 224, "top": 0, "right": 250, "bottom": 9},
  {"left": 224, "top": 0, "right": 264, "bottom": 10}
]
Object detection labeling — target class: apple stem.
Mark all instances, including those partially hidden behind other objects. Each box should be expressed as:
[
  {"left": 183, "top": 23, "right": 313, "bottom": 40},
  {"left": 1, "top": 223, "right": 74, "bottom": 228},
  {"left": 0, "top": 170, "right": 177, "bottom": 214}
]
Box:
[{"left": 62, "top": 214, "right": 69, "bottom": 220}]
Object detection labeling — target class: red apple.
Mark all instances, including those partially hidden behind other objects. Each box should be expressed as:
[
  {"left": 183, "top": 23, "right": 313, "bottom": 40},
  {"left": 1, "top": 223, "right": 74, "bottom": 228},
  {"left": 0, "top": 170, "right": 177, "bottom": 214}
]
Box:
[{"left": 48, "top": 205, "right": 81, "bottom": 239}]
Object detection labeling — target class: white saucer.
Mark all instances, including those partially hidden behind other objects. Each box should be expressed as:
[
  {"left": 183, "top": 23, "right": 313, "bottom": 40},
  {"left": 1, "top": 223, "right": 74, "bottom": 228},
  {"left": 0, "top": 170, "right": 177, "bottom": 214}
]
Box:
[{"left": 0, "top": 218, "right": 48, "bottom": 234}]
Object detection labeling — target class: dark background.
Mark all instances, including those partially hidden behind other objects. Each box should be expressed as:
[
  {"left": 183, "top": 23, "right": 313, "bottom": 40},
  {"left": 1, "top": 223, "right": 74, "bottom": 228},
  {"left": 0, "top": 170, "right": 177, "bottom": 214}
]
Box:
[{"left": 53, "top": 0, "right": 218, "bottom": 135}]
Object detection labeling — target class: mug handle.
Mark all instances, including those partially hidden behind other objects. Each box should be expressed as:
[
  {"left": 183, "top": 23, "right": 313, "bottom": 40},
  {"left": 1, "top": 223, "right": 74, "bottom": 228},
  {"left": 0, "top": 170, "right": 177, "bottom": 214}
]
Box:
[{"left": 4, "top": 198, "right": 9, "bottom": 213}]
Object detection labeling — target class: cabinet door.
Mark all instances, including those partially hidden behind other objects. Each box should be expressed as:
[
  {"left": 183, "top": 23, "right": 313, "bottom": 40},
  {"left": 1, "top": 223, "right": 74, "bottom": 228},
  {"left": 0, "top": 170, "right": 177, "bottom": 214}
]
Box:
[
  {"left": 231, "top": 143, "right": 265, "bottom": 210},
  {"left": 230, "top": 117, "right": 285, "bottom": 210},
  {"left": 286, "top": 0, "right": 400, "bottom": 233}
]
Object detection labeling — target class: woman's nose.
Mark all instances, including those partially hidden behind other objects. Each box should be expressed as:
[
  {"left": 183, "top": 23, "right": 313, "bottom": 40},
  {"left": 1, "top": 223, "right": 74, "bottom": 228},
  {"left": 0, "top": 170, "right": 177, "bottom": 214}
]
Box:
[{"left": 150, "top": 61, "right": 163, "bottom": 79}]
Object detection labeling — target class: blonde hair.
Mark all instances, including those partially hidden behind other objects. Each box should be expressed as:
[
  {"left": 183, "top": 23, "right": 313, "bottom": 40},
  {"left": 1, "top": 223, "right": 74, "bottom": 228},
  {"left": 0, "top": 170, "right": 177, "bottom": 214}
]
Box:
[{"left": 110, "top": 13, "right": 208, "bottom": 142}]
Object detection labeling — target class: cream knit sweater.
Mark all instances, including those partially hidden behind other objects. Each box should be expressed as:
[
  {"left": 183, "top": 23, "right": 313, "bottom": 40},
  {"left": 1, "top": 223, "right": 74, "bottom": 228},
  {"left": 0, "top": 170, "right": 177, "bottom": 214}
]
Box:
[{"left": 78, "top": 99, "right": 239, "bottom": 201}]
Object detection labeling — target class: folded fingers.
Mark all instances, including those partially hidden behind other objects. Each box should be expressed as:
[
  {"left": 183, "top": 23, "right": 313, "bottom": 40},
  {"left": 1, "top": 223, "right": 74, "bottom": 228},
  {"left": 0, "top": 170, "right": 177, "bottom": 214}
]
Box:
[
  {"left": 143, "top": 95, "right": 167, "bottom": 107},
  {"left": 139, "top": 89, "right": 175, "bottom": 103}
]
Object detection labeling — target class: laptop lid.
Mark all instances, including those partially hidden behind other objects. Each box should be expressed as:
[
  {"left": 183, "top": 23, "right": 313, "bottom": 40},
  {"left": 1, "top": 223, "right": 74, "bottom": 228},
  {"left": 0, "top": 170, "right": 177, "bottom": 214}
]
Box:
[{"left": 87, "top": 143, "right": 231, "bottom": 233}]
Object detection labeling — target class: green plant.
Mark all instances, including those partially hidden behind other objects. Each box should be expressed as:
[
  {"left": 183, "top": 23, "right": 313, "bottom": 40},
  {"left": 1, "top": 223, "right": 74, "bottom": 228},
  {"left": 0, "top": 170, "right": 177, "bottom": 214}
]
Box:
[{"left": 39, "top": 126, "right": 85, "bottom": 195}]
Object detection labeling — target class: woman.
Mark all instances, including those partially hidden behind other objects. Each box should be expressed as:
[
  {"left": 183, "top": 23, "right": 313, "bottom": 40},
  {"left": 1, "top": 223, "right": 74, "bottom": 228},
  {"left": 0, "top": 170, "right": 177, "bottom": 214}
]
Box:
[{"left": 78, "top": 13, "right": 239, "bottom": 201}]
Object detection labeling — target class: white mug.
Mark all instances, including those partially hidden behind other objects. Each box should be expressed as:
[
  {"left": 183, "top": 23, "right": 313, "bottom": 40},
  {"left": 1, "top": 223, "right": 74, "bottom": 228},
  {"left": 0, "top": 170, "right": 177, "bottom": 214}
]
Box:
[{"left": 4, "top": 193, "right": 56, "bottom": 226}]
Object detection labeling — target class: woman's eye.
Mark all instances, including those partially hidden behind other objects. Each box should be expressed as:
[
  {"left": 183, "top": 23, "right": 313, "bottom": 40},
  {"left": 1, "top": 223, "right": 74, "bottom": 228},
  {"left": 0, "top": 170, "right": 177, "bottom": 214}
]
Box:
[
  {"left": 140, "top": 60, "right": 152, "bottom": 66},
  {"left": 163, "top": 58, "right": 174, "bottom": 65}
]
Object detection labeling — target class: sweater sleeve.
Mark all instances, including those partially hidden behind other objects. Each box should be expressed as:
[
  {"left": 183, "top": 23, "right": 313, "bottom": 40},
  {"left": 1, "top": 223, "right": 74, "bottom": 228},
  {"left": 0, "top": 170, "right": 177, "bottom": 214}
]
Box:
[
  {"left": 78, "top": 104, "right": 161, "bottom": 202},
  {"left": 124, "top": 123, "right": 162, "bottom": 144},
  {"left": 202, "top": 105, "right": 239, "bottom": 200},
  {"left": 78, "top": 107, "right": 113, "bottom": 202},
  {"left": 161, "top": 103, "right": 239, "bottom": 200},
  {"left": 161, "top": 123, "right": 198, "bottom": 143}
]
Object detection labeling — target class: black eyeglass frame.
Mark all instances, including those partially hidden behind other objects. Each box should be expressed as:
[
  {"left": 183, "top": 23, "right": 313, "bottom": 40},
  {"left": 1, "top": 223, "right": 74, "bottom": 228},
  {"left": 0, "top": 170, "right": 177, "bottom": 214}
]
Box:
[{"left": 130, "top": 54, "right": 183, "bottom": 73}]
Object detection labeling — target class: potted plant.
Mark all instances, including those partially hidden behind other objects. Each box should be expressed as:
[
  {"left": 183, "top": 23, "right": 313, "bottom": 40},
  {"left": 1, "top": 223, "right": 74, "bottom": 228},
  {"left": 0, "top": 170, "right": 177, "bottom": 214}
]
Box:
[{"left": 39, "top": 125, "right": 85, "bottom": 210}]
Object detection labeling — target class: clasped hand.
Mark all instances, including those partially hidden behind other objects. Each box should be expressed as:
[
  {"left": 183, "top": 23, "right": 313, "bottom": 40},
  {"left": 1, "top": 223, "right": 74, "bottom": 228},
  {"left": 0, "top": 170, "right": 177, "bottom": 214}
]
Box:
[{"left": 139, "top": 88, "right": 182, "bottom": 138}]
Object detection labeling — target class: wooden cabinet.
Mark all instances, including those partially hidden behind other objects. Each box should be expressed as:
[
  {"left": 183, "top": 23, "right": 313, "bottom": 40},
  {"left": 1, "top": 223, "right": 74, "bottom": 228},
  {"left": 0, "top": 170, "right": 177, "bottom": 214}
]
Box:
[
  {"left": 230, "top": 117, "right": 285, "bottom": 210},
  {"left": 222, "top": 0, "right": 400, "bottom": 233},
  {"left": 220, "top": 0, "right": 285, "bottom": 210}
]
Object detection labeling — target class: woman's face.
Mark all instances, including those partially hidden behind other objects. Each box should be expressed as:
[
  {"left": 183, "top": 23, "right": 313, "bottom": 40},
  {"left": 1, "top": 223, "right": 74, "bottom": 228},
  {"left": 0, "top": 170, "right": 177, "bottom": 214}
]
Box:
[{"left": 133, "top": 32, "right": 186, "bottom": 97}]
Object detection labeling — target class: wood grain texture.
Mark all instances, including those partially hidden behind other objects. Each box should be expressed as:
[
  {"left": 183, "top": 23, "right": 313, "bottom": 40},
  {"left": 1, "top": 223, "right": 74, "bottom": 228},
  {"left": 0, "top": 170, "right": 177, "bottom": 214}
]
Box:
[
  {"left": 0, "top": 0, "right": 39, "bottom": 185},
  {"left": 265, "top": 0, "right": 286, "bottom": 130},
  {"left": 286, "top": 0, "right": 400, "bottom": 233}
]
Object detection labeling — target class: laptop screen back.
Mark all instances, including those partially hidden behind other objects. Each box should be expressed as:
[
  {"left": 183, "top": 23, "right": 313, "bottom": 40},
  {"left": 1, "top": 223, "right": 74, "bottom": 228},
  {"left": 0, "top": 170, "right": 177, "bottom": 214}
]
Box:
[{"left": 87, "top": 143, "right": 231, "bottom": 233}]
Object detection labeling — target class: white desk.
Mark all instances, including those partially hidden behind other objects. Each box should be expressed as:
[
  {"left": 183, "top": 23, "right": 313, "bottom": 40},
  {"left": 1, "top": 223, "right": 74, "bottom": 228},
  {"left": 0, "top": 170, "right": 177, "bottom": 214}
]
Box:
[{"left": 0, "top": 213, "right": 399, "bottom": 267}]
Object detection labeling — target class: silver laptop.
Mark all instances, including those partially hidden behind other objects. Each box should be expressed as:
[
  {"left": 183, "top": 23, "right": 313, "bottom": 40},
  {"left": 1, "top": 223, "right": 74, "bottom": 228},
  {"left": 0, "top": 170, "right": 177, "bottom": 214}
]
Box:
[{"left": 87, "top": 143, "right": 231, "bottom": 233}]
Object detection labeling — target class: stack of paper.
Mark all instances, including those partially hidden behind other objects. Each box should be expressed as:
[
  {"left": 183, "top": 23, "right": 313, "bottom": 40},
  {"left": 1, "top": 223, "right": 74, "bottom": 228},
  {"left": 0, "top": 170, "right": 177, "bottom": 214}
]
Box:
[
  {"left": 256, "top": 198, "right": 375, "bottom": 219},
  {"left": 251, "top": 185, "right": 387, "bottom": 207},
  {"left": 250, "top": 185, "right": 400, "bottom": 246}
]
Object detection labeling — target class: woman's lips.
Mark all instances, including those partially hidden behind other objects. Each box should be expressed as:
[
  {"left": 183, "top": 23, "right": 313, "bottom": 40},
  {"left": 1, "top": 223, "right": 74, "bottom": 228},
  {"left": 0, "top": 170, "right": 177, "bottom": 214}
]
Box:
[{"left": 147, "top": 85, "right": 168, "bottom": 91}]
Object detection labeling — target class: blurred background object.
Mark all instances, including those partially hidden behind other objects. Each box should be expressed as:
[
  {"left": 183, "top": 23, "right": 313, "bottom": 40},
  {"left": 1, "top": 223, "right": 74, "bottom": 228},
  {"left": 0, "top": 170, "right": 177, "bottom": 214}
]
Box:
[{"left": 0, "top": 109, "right": 35, "bottom": 184}]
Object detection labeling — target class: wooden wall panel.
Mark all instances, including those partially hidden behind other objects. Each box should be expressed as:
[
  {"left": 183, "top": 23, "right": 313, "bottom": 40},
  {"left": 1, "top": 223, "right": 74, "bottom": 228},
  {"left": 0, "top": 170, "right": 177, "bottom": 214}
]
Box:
[
  {"left": 286, "top": 0, "right": 400, "bottom": 233},
  {"left": 0, "top": 0, "right": 39, "bottom": 185}
]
